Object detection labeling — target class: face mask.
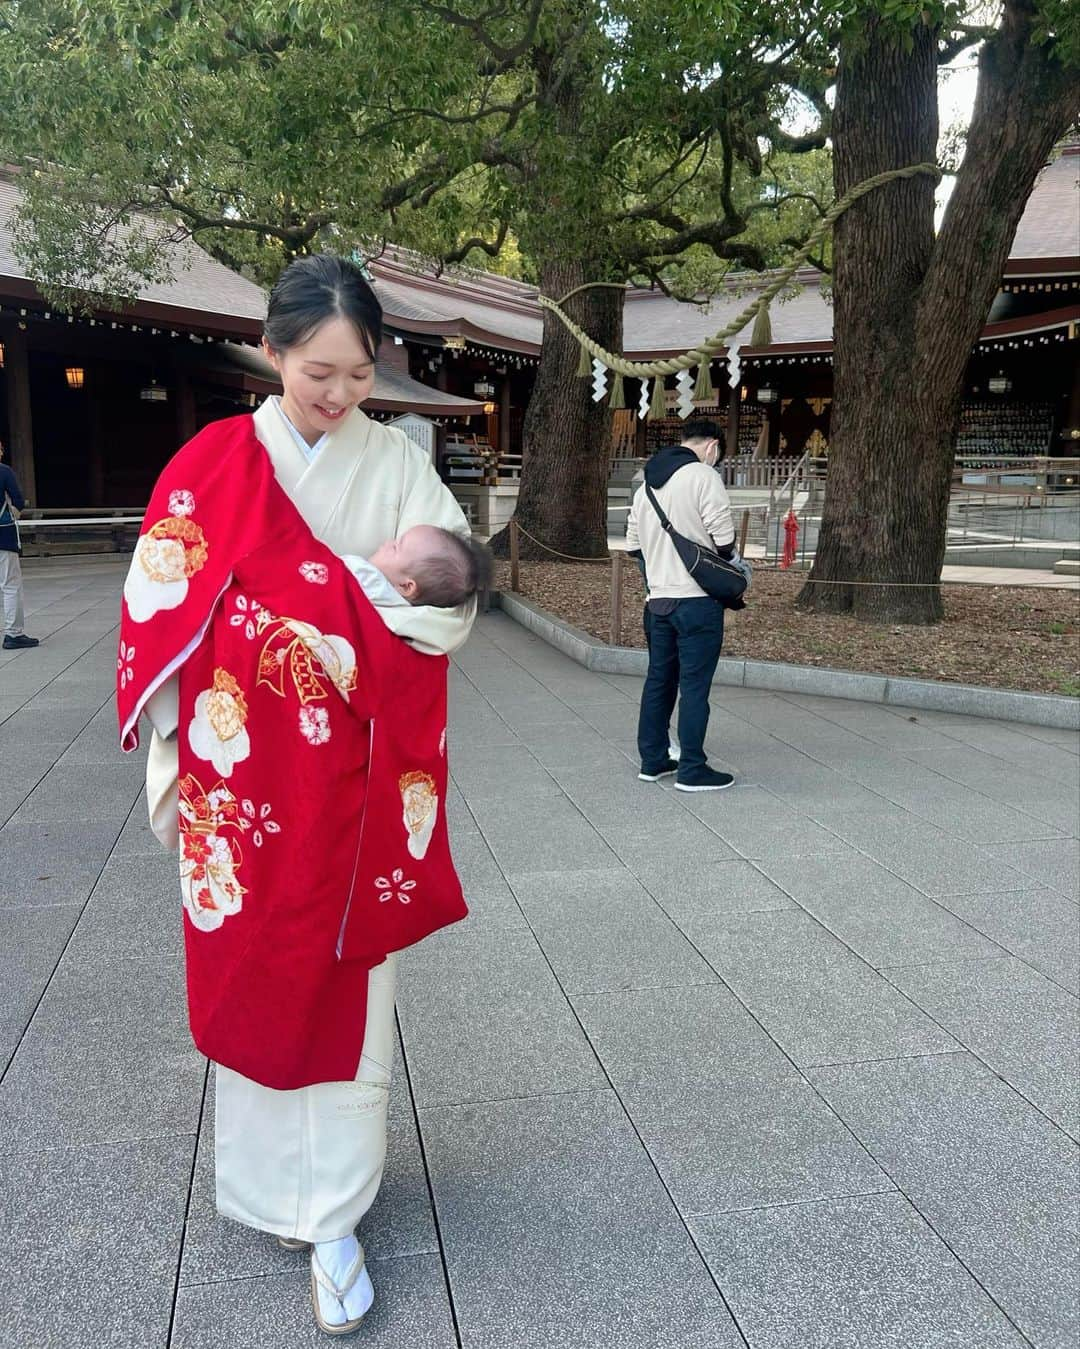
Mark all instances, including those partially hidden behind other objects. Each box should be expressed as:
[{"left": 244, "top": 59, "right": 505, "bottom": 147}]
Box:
[{"left": 705, "top": 441, "right": 719, "bottom": 468}]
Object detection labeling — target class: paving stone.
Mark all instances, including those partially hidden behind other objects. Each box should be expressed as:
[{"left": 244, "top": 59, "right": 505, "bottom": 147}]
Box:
[
  {"left": 476, "top": 796, "right": 620, "bottom": 874},
  {"left": 628, "top": 1076, "right": 892, "bottom": 1217},
  {"left": 628, "top": 856, "right": 796, "bottom": 921},
  {"left": 929, "top": 886, "right": 1080, "bottom": 993},
  {"left": 884, "top": 958, "right": 1080, "bottom": 1134},
  {"left": 0, "top": 952, "right": 203, "bottom": 1147},
  {"left": 572, "top": 982, "right": 795, "bottom": 1094},
  {"left": 805, "top": 806, "right": 1034, "bottom": 897},
  {"left": 0, "top": 704, "right": 97, "bottom": 747},
  {"left": 0, "top": 903, "right": 81, "bottom": 1064},
  {"left": 673, "top": 783, "right": 854, "bottom": 859},
  {"left": 0, "top": 742, "right": 64, "bottom": 824},
  {"left": 0, "top": 818, "right": 121, "bottom": 907},
  {"left": 809, "top": 1052, "right": 1080, "bottom": 1200},
  {"left": 65, "top": 854, "right": 184, "bottom": 963},
  {"left": 420, "top": 1089, "right": 744, "bottom": 1349},
  {"left": 112, "top": 801, "right": 166, "bottom": 858},
  {"left": 397, "top": 926, "right": 605, "bottom": 1107},
  {"left": 915, "top": 1184, "right": 1080, "bottom": 1349},
  {"left": 508, "top": 867, "right": 720, "bottom": 993},
  {"left": 448, "top": 829, "right": 509, "bottom": 890},
  {"left": 683, "top": 907, "right": 958, "bottom": 1065},
  {"left": 0, "top": 1135, "right": 193, "bottom": 1349},
  {"left": 448, "top": 743, "right": 559, "bottom": 803},
  {"left": 757, "top": 852, "right": 1006, "bottom": 967},
  {"left": 513, "top": 720, "right": 631, "bottom": 769},
  {"left": 902, "top": 745, "right": 1080, "bottom": 835},
  {"left": 690, "top": 1192, "right": 1029, "bottom": 1349},
  {"left": 979, "top": 837, "right": 1080, "bottom": 898},
  {"left": 172, "top": 1253, "right": 457, "bottom": 1348},
  {"left": 11, "top": 761, "right": 142, "bottom": 825}
]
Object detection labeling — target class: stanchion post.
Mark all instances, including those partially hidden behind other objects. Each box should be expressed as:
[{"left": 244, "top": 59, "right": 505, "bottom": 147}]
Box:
[
  {"left": 738, "top": 508, "right": 750, "bottom": 555},
  {"left": 610, "top": 550, "right": 624, "bottom": 646},
  {"left": 509, "top": 517, "right": 520, "bottom": 593}
]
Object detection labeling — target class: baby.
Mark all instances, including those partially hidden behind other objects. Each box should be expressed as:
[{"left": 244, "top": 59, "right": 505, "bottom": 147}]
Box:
[{"left": 345, "top": 526, "right": 492, "bottom": 610}]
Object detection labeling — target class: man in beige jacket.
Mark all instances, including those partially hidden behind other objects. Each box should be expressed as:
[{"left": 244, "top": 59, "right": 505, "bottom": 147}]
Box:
[{"left": 625, "top": 419, "right": 736, "bottom": 792}]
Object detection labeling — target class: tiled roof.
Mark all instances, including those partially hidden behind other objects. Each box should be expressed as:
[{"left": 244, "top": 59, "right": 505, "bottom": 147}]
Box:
[
  {"left": 0, "top": 176, "right": 266, "bottom": 329},
  {"left": 1007, "top": 146, "right": 1080, "bottom": 268},
  {"left": 212, "top": 343, "right": 486, "bottom": 415}
]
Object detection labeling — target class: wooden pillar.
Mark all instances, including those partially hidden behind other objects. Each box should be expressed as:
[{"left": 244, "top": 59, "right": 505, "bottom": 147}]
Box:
[
  {"left": 766, "top": 401, "right": 781, "bottom": 457},
  {"left": 498, "top": 374, "right": 511, "bottom": 456},
  {"left": 725, "top": 383, "right": 741, "bottom": 459},
  {"left": 174, "top": 364, "right": 198, "bottom": 444},
  {"left": 87, "top": 364, "right": 106, "bottom": 506},
  {"left": 2, "top": 323, "right": 36, "bottom": 502}
]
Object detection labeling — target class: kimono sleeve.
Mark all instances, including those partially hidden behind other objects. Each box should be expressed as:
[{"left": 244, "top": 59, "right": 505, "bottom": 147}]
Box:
[{"left": 376, "top": 436, "right": 477, "bottom": 657}]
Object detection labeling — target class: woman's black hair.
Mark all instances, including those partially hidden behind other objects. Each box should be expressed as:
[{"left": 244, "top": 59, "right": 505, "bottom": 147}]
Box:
[{"left": 264, "top": 254, "right": 383, "bottom": 359}]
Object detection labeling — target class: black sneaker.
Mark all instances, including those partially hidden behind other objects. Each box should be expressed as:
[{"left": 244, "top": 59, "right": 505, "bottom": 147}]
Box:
[
  {"left": 675, "top": 767, "right": 735, "bottom": 793},
  {"left": 638, "top": 758, "right": 679, "bottom": 782},
  {"left": 3, "top": 634, "right": 39, "bottom": 649}
]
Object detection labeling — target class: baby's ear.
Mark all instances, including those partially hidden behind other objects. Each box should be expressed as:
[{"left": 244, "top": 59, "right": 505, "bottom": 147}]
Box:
[{"left": 400, "top": 577, "right": 420, "bottom": 601}]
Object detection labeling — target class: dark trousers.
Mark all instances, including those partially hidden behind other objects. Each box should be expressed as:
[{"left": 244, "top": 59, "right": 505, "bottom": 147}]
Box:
[{"left": 637, "top": 598, "right": 725, "bottom": 774}]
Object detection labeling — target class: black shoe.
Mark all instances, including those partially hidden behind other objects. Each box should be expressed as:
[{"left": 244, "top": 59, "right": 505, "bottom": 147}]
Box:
[
  {"left": 638, "top": 758, "right": 679, "bottom": 782},
  {"left": 3, "top": 634, "right": 39, "bottom": 649},
  {"left": 675, "top": 767, "right": 735, "bottom": 793}
]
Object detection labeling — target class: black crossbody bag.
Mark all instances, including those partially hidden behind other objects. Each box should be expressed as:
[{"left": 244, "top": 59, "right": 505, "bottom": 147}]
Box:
[{"left": 645, "top": 482, "right": 748, "bottom": 610}]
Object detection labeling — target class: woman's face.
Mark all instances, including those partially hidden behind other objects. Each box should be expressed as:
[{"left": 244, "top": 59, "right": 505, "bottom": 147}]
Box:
[{"left": 263, "top": 316, "right": 377, "bottom": 444}]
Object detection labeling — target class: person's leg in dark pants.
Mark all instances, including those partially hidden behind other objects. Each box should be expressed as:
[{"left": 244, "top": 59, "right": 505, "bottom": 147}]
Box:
[
  {"left": 637, "top": 604, "right": 680, "bottom": 772},
  {"left": 672, "top": 598, "right": 725, "bottom": 777}
]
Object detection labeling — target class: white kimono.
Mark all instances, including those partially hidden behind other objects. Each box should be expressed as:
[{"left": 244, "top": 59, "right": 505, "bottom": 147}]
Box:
[{"left": 142, "top": 399, "right": 474, "bottom": 1242}]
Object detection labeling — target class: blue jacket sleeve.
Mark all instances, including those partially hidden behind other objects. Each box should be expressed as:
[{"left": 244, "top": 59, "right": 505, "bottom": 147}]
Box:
[{"left": 0, "top": 465, "right": 25, "bottom": 511}]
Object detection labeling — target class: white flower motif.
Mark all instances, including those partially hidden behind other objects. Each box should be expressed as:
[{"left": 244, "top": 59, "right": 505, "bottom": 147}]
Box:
[
  {"left": 238, "top": 798, "right": 281, "bottom": 848},
  {"left": 299, "top": 561, "right": 329, "bottom": 585},
  {"left": 187, "top": 668, "right": 251, "bottom": 777},
  {"left": 298, "top": 705, "right": 331, "bottom": 746},
  {"left": 117, "top": 640, "right": 136, "bottom": 690},
  {"left": 123, "top": 535, "right": 188, "bottom": 622},
  {"left": 229, "top": 594, "right": 259, "bottom": 640},
  {"left": 375, "top": 868, "right": 417, "bottom": 905},
  {"left": 168, "top": 489, "right": 195, "bottom": 517}
]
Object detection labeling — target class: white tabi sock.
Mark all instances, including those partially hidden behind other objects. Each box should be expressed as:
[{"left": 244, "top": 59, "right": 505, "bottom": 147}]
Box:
[{"left": 313, "top": 1235, "right": 375, "bottom": 1327}]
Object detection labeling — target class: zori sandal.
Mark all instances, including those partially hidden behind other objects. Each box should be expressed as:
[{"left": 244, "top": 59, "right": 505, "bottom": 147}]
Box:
[{"left": 310, "top": 1241, "right": 374, "bottom": 1336}]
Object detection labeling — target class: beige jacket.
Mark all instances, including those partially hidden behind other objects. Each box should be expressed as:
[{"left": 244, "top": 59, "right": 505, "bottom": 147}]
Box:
[{"left": 625, "top": 459, "right": 735, "bottom": 600}]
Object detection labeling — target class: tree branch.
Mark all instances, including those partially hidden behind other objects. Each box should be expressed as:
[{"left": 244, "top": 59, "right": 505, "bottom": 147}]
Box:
[
  {"left": 411, "top": 0, "right": 544, "bottom": 71},
  {"left": 154, "top": 189, "right": 331, "bottom": 246},
  {"left": 438, "top": 220, "right": 510, "bottom": 268}
]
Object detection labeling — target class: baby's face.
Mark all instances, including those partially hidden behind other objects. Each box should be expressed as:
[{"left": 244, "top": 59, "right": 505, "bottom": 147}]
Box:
[{"left": 370, "top": 526, "right": 443, "bottom": 594}]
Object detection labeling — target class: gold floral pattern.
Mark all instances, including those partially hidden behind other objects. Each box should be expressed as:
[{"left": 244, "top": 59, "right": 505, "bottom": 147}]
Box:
[{"left": 399, "top": 770, "right": 438, "bottom": 861}]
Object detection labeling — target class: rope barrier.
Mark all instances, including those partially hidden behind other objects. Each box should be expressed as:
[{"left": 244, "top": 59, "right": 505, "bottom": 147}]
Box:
[{"left": 536, "top": 162, "right": 942, "bottom": 382}]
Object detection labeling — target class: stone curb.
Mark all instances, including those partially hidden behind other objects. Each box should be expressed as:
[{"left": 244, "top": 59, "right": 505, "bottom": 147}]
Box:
[{"left": 493, "top": 591, "right": 1080, "bottom": 731}]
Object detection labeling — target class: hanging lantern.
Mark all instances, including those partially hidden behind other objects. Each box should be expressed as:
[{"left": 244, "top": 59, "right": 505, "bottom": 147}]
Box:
[
  {"left": 987, "top": 372, "right": 1012, "bottom": 395},
  {"left": 0, "top": 342, "right": 5, "bottom": 368},
  {"left": 64, "top": 366, "right": 85, "bottom": 390},
  {"left": 757, "top": 385, "right": 778, "bottom": 404},
  {"left": 140, "top": 380, "right": 169, "bottom": 402}
]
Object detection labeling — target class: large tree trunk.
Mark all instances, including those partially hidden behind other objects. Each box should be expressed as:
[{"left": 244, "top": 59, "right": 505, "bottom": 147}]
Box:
[
  {"left": 799, "top": 3, "right": 1078, "bottom": 622},
  {"left": 490, "top": 257, "right": 623, "bottom": 558}
]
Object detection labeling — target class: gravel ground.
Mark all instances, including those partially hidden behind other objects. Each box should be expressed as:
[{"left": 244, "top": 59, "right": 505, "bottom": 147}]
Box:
[{"left": 493, "top": 559, "right": 1080, "bottom": 696}]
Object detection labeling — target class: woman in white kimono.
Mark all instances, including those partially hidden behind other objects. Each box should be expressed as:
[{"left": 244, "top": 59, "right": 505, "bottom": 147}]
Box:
[{"left": 141, "top": 255, "right": 475, "bottom": 1334}]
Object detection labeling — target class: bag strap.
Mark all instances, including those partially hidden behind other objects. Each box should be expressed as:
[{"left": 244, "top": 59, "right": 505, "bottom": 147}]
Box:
[{"left": 644, "top": 482, "right": 676, "bottom": 534}]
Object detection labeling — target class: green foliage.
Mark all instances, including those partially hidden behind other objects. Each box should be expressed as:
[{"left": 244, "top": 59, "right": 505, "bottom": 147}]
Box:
[{"left": 0, "top": 1, "right": 846, "bottom": 306}]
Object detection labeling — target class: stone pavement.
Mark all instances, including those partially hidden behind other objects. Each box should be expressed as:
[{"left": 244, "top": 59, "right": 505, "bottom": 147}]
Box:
[{"left": 1, "top": 557, "right": 1078, "bottom": 1349}]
